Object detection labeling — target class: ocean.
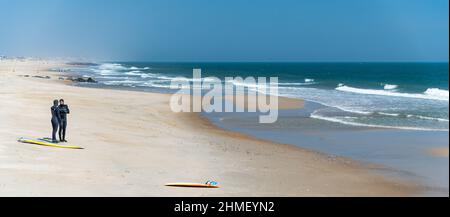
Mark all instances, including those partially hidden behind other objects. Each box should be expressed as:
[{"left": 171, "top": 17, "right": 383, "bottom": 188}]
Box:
[{"left": 69, "top": 62, "right": 449, "bottom": 131}]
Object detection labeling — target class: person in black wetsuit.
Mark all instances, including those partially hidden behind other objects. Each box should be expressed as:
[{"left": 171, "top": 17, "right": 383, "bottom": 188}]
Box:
[
  {"left": 51, "top": 100, "right": 61, "bottom": 143},
  {"left": 58, "top": 99, "right": 70, "bottom": 142}
]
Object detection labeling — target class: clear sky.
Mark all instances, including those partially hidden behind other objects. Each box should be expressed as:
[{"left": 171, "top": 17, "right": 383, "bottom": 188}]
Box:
[{"left": 0, "top": 0, "right": 448, "bottom": 62}]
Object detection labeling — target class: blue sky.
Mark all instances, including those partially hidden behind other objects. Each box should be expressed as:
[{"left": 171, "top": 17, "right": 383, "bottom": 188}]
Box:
[{"left": 0, "top": 0, "right": 448, "bottom": 61}]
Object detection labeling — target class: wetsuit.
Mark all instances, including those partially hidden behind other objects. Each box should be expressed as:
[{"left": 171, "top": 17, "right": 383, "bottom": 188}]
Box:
[
  {"left": 58, "top": 104, "right": 70, "bottom": 141},
  {"left": 51, "top": 106, "right": 61, "bottom": 142}
]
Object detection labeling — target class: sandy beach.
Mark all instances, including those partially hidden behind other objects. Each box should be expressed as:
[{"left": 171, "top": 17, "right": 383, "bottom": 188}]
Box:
[{"left": 0, "top": 59, "right": 417, "bottom": 196}]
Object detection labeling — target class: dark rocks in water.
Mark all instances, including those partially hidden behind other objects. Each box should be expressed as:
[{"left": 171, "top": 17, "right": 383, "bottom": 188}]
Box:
[
  {"left": 32, "top": 75, "right": 51, "bottom": 79},
  {"left": 86, "top": 77, "right": 96, "bottom": 83},
  {"left": 66, "top": 76, "right": 97, "bottom": 83}
]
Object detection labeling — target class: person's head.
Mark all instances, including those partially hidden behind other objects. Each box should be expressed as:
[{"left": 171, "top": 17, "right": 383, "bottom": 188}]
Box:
[
  {"left": 59, "top": 99, "right": 65, "bottom": 105},
  {"left": 53, "top": 99, "right": 59, "bottom": 106}
]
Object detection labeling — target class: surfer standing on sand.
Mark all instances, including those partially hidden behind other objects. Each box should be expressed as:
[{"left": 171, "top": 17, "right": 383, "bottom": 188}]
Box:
[
  {"left": 58, "top": 99, "right": 70, "bottom": 142},
  {"left": 50, "top": 100, "right": 61, "bottom": 143}
]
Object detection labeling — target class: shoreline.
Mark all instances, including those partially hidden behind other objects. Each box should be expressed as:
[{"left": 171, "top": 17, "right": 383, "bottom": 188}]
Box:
[{"left": 0, "top": 59, "right": 418, "bottom": 196}]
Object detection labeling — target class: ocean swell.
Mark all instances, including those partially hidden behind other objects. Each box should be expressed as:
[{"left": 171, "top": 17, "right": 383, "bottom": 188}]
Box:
[{"left": 336, "top": 85, "right": 449, "bottom": 101}]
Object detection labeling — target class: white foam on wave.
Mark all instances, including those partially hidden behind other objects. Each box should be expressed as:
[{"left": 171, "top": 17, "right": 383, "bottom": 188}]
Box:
[
  {"left": 131, "top": 79, "right": 214, "bottom": 90},
  {"left": 424, "top": 88, "right": 449, "bottom": 99},
  {"left": 336, "top": 85, "right": 449, "bottom": 101},
  {"left": 143, "top": 81, "right": 208, "bottom": 90},
  {"left": 227, "top": 80, "right": 314, "bottom": 90},
  {"left": 383, "top": 84, "right": 398, "bottom": 90},
  {"left": 304, "top": 78, "right": 314, "bottom": 83},
  {"left": 130, "top": 66, "right": 150, "bottom": 70},
  {"left": 138, "top": 81, "right": 172, "bottom": 89},
  {"left": 325, "top": 105, "right": 372, "bottom": 115},
  {"left": 125, "top": 71, "right": 142, "bottom": 76},
  {"left": 154, "top": 75, "right": 173, "bottom": 80},
  {"left": 377, "top": 112, "right": 400, "bottom": 117},
  {"left": 97, "top": 63, "right": 150, "bottom": 73},
  {"left": 97, "top": 69, "right": 120, "bottom": 75},
  {"left": 406, "top": 114, "right": 449, "bottom": 122},
  {"left": 102, "top": 76, "right": 131, "bottom": 80},
  {"left": 140, "top": 73, "right": 155, "bottom": 78},
  {"left": 103, "top": 80, "right": 144, "bottom": 86},
  {"left": 99, "top": 63, "right": 128, "bottom": 71},
  {"left": 376, "top": 112, "right": 448, "bottom": 122},
  {"left": 278, "top": 82, "right": 315, "bottom": 86},
  {"left": 227, "top": 80, "right": 267, "bottom": 89},
  {"left": 169, "top": 77, "right": 218, "bottom": 83},
  {"left": 310, "top": 111, "right": 449, "bottom": 131}
]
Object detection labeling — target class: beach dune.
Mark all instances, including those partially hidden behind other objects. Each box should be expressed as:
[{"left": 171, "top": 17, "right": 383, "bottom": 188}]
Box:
[{"left": 0, "top": 60, "right": 415, "bottom": 196}]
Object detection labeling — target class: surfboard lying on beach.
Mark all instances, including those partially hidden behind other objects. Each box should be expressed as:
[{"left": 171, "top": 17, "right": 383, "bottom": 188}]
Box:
[
  {"left": 18, "top": 137, "right": 83, "bottom": 149},
  {"left": 165, "top": 183, "right": 220, "bottom": 188}
]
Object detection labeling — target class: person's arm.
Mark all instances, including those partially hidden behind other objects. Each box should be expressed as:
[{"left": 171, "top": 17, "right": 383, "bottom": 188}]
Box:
[
  {"left": 66, "top": 105, "right": 70, "bottom": 114},
  {"left": 57, "top": 108, "right": 63, "bottom": 121}
]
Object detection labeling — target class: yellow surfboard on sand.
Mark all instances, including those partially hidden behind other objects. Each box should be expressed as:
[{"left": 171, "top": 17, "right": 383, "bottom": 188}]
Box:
[
  {"left": 18, "top": 137, "right": 83, "bottom": 149},
  {"left": 165, "top": 183, "right": 220, "bottom": 188}
]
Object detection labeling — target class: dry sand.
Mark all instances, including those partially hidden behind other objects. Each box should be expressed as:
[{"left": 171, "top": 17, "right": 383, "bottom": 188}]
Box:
[{"left": 0, "top": 59, "right": 416, "bottom": 196}]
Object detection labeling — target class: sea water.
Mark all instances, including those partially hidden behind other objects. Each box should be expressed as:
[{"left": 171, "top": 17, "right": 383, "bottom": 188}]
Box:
[{"left": 72, "top": 62, "right": 449, "bottom": 131}]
